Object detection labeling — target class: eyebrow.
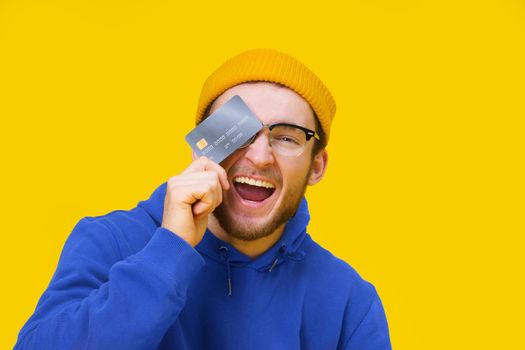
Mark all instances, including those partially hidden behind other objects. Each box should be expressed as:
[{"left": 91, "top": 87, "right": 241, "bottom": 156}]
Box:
[{"left": 264, "top": 117, "right": 313, "bottom": 130}]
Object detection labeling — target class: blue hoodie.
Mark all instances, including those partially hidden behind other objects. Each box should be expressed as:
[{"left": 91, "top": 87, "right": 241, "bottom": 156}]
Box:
[{"left": 15, "top": 182, "right": 391, "bottom": 350}]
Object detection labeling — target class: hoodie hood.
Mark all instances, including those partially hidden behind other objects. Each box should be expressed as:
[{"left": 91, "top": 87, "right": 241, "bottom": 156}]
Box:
[
  {"left": 138, "top": 182, "right": 167, "bottom": 227},
  {"left": 138, "top": 182, "right": 310, "bottom": 294}
]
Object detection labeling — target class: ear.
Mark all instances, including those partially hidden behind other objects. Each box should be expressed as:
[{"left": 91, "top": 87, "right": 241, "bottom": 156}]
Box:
[{"left": 308, "top": 149, "right": 328, "bottom": 186}]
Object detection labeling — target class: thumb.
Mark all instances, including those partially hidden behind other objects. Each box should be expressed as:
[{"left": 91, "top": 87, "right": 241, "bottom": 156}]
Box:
[{"left": 192, "top": 200, "right": 213, "bottom": 216}]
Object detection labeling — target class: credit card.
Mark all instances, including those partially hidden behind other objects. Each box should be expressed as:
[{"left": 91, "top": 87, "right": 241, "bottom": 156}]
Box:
[{"left": 185, "top": 95, "right": 263, "bottom": 164}]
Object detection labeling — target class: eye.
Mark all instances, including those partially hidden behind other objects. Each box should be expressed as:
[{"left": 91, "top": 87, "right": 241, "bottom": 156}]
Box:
[
  {"left": 270, "top": 125, "right": 306, "bottom": 147},
  {"left": 274, "top": 135, "right": 301, "bottom": 145}
]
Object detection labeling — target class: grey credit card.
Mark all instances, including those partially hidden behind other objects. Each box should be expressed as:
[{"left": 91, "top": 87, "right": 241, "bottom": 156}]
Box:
[{"left": 185, "top": 95, "right": 263, "bottom": 164}]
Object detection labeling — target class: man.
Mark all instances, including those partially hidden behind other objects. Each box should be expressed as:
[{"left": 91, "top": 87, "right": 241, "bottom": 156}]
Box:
[{"left": 15, "top": 49, "right": 391, "bottom": 349}]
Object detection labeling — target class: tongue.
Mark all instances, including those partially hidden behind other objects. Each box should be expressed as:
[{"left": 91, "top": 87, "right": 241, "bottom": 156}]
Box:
[{"left": 235, "top": 183, "right": 274, "bottom": 202}]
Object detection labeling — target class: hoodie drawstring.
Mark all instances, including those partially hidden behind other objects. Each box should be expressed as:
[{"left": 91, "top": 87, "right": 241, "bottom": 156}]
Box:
[
  {"left": 219, "top": 246, "right": 232, "bottom": 296},
  {"left": 220, "top": 244, "right": 306, "bottom": 294},
  {"left": 268, "top": 244, "right": 306, "bottom": 272},
  {"left": 269, "top": 245, "right": 287, "bottom": 272}
]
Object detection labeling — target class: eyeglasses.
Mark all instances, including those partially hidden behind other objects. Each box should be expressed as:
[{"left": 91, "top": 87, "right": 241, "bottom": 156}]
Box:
[{"left": 239, "top": 122, "right": 320, "bottom": 157}]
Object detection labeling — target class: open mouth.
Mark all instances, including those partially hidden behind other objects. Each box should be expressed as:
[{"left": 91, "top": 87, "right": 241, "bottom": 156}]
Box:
[{"left": 233, "top": 176, "right": 276, "bottom": 202}]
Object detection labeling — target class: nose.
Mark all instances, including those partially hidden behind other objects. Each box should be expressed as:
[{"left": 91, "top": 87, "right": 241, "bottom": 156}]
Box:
[{"left": 243, "top": 129, "right": 275, "bottom": 168}]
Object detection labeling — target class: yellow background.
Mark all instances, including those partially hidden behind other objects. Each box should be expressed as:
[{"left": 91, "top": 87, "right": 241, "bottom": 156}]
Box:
[{"left": 1, "top": 1, "right": 524, "bottom": 348}]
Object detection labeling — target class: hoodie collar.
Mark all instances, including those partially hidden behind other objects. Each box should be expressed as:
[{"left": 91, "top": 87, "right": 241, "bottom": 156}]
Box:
[{"left": 138, "top": 182, "right": 310, "bottom": 272}]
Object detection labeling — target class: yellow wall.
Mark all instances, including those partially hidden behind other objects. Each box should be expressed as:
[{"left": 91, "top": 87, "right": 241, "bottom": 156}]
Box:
[{"left": 1, "top": 1, "right": 524, "bottom": 348}]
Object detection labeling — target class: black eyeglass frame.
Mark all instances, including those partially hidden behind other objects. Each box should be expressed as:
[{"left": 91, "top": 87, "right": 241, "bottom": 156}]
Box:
[
  {"left": 269, "top": 122, "right": 321, "bottom": 141},
  {"left": 241, "top": 122, "right": 320, "bottom": 148}
]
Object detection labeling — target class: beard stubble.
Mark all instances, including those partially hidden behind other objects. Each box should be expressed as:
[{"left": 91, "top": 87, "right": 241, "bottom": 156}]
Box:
[{"left": 212, "top": 165, "right": 311, "bottom": 241}]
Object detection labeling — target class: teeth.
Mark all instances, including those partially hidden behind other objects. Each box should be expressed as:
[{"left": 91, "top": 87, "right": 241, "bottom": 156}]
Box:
[{"left": 234, "top": 176, "right": 275, "bottom": 189}]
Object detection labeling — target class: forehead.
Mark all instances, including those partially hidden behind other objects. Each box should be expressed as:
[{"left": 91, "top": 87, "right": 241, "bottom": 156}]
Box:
[{"left": 209, "top": 82, "right": 316, "bottom": 129}]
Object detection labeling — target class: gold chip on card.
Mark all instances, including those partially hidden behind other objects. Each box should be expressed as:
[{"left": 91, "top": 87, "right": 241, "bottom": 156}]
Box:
[{"left": 196, "top": 138, "right": 208, "bottom": 150}]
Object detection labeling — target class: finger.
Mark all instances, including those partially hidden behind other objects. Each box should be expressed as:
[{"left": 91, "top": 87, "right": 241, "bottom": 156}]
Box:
[
  {"left": 172, "top": 171, "right": 222, "bottom": 194},
  {"left": 192, "top": 200, "right": 210, "bottom": 217},
  {"left": 182, "top": 157, "right": 230, "bottom": 191},
  {"left": 191, "top": 188, "right": 215, "bottom": 216},
  {"left": 174, "top": 171, "right": 222, "bottom": 188},
  {"left": 193, "top": 179, "right": 223, "bottom": 216},
  {"left": 181, "top": 156, "right": 213, "bottom": 174},
  {"left": 213, "top": 164, "right": 230, "bottom": 191}
]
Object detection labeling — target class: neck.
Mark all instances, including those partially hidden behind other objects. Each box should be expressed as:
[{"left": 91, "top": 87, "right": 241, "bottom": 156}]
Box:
[{"left": 207, "top": 215, "right": 285, "bottom": 260}]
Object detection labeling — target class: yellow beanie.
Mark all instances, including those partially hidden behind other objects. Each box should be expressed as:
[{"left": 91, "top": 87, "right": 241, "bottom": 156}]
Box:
[{"left": 195, "top": 48, "right": 336, "bottom": 144}]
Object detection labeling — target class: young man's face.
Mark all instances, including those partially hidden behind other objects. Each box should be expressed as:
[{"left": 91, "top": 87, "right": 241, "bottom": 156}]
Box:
[{"left": 208, "top": 82, "right": 327, "bottom": 241}]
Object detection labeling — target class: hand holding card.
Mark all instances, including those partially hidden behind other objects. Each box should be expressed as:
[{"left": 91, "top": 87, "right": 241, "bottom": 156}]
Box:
[
  {"left": 162, "top": 156, "right": 230, "bottom": 247},
  {"left": 161, "top": 96, "right": 262, "bottom": 247}
]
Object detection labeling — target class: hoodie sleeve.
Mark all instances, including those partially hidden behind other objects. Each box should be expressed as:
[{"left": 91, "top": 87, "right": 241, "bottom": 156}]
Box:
[
  {"left": 342, "top": 288, "right": 392, "bottom": 350},
  {"left": 14, "top": 217, "right": 205, "bottom": 350}
]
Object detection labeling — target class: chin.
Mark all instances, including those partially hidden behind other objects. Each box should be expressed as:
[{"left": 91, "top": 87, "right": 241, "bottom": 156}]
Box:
[{"left": 213, "top": 192, "right": 300, "bottom": 242}]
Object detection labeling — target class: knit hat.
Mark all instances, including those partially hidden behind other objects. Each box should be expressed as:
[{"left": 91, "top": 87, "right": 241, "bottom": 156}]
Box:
[{"left": 195, "top": 48, "right": 336, "bottom": 144}]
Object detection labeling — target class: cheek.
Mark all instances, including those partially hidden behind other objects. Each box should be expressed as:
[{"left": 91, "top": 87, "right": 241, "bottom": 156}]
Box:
[
  {"left": 277, "top": 158, "right": 311, "bottom": 190},
  {"left": 220, "top": 149, "right": 246, "bottom": 173}
]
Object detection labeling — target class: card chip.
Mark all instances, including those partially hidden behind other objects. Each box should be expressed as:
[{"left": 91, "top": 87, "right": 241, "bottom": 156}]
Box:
[{"left": 196, "top": 138, "right": 208, "bottom": 150}]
